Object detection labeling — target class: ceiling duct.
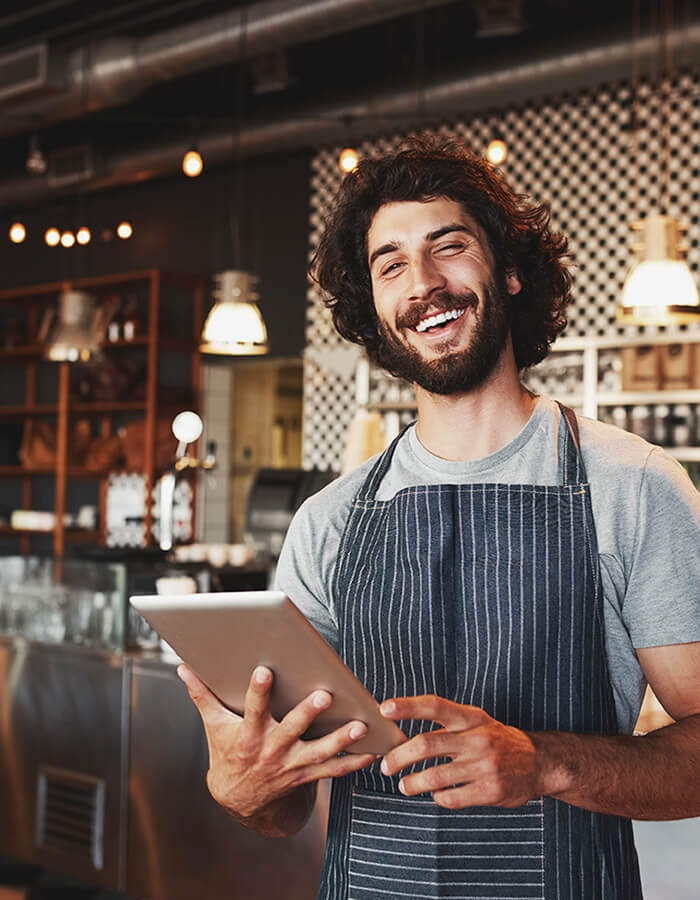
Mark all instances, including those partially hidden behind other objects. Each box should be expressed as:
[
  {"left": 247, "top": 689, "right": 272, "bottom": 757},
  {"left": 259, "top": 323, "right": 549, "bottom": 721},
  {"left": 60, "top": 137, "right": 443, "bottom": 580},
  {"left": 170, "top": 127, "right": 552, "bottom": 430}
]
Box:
[
  {"left": 0, "top": 0, "right": 457, "bottom": 139},
  {"left": 0, "top": 20, "right": 698, "bottom": 210}
]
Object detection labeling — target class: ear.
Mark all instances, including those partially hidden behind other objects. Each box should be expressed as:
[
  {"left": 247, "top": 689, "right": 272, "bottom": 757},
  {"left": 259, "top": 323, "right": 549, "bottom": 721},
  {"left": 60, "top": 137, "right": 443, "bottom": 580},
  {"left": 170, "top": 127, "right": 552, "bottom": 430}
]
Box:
[{"left": 505, "top": 270, "right": 522, "bottom": 296}]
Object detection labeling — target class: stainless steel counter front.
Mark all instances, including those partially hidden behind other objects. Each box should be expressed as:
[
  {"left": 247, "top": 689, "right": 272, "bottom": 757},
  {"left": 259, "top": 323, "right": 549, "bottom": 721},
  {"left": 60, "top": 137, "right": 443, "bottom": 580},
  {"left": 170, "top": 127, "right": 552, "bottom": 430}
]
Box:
[{"left": 0, "top": 637, "right": 328, "bottom": 899}]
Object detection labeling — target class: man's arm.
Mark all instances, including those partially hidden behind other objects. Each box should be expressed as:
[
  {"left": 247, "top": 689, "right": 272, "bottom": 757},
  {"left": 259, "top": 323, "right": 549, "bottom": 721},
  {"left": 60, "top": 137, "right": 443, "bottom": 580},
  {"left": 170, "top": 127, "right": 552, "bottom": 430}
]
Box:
[
  {"left": 179, "top": 664, "right": 377, "bottom": 838},
  {"left": 380, "top": 641, "right": 700, "bottom": 820}
]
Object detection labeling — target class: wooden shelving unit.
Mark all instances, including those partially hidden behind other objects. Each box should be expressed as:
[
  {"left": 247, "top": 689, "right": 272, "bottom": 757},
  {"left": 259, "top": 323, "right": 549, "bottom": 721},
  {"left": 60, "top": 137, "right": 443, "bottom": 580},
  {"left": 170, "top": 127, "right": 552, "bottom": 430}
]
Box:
[{"left": 0, "top": 269, "right": 206, "bottom": 557}]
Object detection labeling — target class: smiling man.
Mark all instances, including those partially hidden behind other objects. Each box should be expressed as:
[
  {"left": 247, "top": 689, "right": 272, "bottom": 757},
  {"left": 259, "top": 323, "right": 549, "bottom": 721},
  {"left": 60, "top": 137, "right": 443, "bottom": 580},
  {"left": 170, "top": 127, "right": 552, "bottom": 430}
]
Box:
[{"left": 179, "top": 136, "right": 700, "bottom": 899}]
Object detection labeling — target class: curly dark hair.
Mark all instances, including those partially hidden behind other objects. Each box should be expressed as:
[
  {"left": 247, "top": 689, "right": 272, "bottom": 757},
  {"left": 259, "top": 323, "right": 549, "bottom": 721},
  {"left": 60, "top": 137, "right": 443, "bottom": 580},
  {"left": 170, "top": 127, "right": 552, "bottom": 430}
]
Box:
[{"left": 310, "top": 134, "right": 573, "bottom": 371}]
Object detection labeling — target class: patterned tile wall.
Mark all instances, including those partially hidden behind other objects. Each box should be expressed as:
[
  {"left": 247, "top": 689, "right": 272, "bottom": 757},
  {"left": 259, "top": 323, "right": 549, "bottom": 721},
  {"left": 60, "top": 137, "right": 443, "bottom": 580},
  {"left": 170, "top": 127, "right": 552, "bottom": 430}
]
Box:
[{"left": 303, "top": 71, "right": 700, "bottom": 472}]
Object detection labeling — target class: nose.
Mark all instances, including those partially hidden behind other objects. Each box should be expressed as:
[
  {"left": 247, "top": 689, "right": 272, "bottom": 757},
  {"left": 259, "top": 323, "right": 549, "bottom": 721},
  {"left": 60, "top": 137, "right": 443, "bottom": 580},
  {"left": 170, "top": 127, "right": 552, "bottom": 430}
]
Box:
[{"left": 407, "top": 254, "right": 446, "bottom": 302}]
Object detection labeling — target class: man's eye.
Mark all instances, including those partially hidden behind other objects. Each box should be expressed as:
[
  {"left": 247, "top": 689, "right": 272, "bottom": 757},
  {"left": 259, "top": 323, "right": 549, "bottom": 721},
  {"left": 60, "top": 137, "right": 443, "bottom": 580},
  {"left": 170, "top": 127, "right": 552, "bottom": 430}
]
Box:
[
  {"left": 381, "top": 261, "right": 403, "bottom": 276},
  {"left": 437, "top": 242, "right": 463, "bottom": 253}
]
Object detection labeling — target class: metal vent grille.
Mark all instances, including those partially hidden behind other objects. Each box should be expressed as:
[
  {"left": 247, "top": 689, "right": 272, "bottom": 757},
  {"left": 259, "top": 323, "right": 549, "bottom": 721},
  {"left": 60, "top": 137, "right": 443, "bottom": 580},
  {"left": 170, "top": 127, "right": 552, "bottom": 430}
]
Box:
[
  {"left": 0, "top": 44, "right": 48, "bottom": 103},
  {"left": 36, "top": 766, "right": 105, "bottom": 870}
]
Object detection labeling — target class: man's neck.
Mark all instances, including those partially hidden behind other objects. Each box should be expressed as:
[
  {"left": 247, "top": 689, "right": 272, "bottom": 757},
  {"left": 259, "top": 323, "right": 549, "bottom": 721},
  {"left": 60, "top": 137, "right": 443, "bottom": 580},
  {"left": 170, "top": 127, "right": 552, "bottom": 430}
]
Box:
[{"left": 413, "top": 349, "right": 536, "bottom": 462}]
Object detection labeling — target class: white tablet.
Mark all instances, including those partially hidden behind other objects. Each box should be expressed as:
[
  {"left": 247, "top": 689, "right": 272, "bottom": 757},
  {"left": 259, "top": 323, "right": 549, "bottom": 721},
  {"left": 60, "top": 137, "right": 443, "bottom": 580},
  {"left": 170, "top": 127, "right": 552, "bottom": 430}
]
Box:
[{"left": 129, "top": 590, "right": 406, "bottom": 754}]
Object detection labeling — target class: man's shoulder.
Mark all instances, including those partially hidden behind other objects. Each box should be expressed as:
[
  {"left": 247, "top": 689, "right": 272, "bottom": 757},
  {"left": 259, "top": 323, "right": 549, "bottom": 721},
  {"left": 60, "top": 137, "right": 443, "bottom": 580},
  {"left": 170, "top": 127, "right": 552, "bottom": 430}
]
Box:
[{"left": 295, "top": 453, "right": 381, "bottom": 527}]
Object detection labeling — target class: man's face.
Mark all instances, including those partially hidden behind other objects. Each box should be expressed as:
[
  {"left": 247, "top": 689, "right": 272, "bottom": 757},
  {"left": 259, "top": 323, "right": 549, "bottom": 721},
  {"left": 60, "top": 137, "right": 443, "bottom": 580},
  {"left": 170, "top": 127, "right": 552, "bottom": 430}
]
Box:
[{"left": 366, "top": 197, "right": 521, "bottom": 395}]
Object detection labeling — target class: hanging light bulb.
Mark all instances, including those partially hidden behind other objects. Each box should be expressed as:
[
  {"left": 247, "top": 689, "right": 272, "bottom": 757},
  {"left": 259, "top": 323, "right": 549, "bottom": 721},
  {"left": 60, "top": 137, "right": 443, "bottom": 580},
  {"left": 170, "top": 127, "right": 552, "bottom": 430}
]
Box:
[
  {"left": 182, "top": 148, "right": 203, "bottom": 177},
  {"left": 200, "top": 270, "right": 268, "bottom": 355},
  {"left": 9, "top": 222, "right": 26, "bottom": 243},
  {"left": 45, "top": 227, "right": 60, "bottom": 247},
  {"left": 339, "top": 147, "right": 359, "bottom": 173},
  {"left": 25, "top": 134, "right": 47, "bottom": 176},
  {"left": 486, "top": 138, "right": 507, "bottom": 166},
  {"left": 116, "top": 221, "right": 133, "bottom": 239},
  {"left": 76, "top": 227, "right": 91, "bottom": 245},
  {"left": 617, "top": 215, "right": 699, "bottom": 325},
  {"left": 60, "top": 230, "right": 75, "bottom": 248}
]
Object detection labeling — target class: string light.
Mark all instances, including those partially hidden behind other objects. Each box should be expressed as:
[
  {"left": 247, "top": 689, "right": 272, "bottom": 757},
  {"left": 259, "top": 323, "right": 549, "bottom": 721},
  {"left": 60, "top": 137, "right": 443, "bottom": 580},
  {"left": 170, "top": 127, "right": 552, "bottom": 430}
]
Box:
[
  {"left": 9, "top": 222, "right": 26, "bottom": 243},
  {"left": 45, "top": 228, "right": 60, "bottom": 247},
  {"left": 486, "top": 139, "right": 507, "bottom": 166},
  {"left": 182, "top": 149, "right": 203, "bottom": 177},
  {"left": 339, "top": 147, "right": 359, "bottom": 173},
  {"left": 116, "top": 221, "right": 133, "bottom": 239},
  {"left": 76, "top": 227, "right": 91, "bottom": 245},
  {"left": 61, "top": 231, "right": 75, "bottom": 248}
]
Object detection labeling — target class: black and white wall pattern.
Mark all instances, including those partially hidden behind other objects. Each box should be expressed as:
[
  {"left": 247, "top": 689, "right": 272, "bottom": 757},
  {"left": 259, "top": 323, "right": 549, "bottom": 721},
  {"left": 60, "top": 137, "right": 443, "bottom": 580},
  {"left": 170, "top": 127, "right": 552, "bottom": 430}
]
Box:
[{"left": 303, "top": 71, "right": 700, "bottom": 472}]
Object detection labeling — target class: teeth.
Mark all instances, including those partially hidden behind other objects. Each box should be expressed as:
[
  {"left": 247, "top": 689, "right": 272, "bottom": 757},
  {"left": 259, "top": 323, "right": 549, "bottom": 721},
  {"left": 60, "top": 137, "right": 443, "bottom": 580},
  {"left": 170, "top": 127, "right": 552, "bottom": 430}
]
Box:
[{"left": 415, "top": 308, "right": 465, "bottom": 333}]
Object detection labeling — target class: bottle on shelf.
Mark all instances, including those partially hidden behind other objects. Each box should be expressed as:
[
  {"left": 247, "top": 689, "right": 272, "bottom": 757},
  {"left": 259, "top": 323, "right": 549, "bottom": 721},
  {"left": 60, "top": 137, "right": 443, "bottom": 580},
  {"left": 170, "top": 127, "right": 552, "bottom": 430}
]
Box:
[
  {"left": 122, "top": 294, "right": 142, "bottom": 341},
  {"left": 106, "top": 294, "right": 123, "bottom": 343}
]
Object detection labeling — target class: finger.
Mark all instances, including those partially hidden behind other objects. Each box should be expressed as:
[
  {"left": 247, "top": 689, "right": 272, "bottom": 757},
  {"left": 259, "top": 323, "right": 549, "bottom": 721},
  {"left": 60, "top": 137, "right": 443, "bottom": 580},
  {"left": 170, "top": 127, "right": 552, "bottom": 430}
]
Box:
[
  {"left": 380, "top": 695, "right": 488, "bottom": 731},
  {"left": 432, "top": 779, "right": 511, "bottom": 810},
  {"left": 380, "top": 728, "right": 455, "bottom": 775},
  {"left": 397, "top": 760, "right": 478, "bottom": 797},
  {"left": 177, "top": 664, "right": 237, "bottom": 726},
  {"left": 296, "top": 719, "right": 370, "bottom": 765},
  {"left": 242, "top": 665, "right": 275, "bottom": 728},
  {"left": 301, "top": 752, "right": 378, "bottom": 784},
  {"left": 269, "top": 689, "right": 334, "bottom": 749}
]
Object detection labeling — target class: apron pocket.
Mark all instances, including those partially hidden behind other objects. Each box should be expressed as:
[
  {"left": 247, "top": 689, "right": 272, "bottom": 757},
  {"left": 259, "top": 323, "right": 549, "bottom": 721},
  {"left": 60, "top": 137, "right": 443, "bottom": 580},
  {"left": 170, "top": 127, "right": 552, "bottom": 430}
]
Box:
[{"left": 348, "top": 788, "right": 545, "bottom": 900}]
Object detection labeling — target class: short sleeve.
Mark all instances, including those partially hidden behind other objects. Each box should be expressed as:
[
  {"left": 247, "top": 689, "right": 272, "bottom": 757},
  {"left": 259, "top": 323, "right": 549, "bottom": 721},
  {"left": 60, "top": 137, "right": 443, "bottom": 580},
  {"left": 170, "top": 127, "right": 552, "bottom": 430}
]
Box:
[{"left": 622, "top": 447, "right": 700, "bottom": 649}]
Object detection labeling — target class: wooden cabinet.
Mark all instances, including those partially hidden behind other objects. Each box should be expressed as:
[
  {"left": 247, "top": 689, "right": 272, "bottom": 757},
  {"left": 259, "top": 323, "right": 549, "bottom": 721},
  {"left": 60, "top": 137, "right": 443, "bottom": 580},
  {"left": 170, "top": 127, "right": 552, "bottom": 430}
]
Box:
[{"left": 0, "top": 270, "right": 205, "bottom": 557}]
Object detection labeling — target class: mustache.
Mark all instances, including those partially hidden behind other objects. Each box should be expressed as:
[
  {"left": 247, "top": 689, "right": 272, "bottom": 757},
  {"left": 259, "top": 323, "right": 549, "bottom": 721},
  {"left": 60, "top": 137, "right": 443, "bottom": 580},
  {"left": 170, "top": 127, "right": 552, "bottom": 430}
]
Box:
[{"left": 396, "top": 290, "right": 478, "bottom": 330}]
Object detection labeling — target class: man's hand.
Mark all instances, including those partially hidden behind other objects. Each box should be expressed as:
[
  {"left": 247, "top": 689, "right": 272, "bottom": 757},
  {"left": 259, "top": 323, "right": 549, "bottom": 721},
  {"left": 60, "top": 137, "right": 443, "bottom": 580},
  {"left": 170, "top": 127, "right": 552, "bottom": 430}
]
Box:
[
  {"left": 379, "top": 695, "right": 541, "bottom": 809},
  {"left": 178, "top": 663, "right": 377, "bottom": 835}
]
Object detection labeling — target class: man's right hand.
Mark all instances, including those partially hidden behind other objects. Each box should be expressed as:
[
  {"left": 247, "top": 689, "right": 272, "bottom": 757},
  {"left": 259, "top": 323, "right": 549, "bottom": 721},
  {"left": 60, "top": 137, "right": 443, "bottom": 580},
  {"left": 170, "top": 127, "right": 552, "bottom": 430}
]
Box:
[{"left": 177, "top": 663, "right": 377, "bottom": 835}]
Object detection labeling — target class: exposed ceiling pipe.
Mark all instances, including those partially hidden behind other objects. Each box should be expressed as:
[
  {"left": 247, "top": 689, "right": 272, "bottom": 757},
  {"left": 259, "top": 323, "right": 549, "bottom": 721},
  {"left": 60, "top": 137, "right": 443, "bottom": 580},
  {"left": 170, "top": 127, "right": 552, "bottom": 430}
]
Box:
[
  {"left": 0, "top": 21, "right": 698, "bottom": 209},
  {"left": 0, "top": 0, "right": 457, "bottom": 137}
]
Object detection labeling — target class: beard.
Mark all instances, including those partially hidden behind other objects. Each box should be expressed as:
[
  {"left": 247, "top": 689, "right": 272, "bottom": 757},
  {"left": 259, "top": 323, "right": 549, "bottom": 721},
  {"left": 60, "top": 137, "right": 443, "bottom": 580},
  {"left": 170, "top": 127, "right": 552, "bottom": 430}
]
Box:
[{"left": 370, "top": 279, "right": 512, "bottom": 395}]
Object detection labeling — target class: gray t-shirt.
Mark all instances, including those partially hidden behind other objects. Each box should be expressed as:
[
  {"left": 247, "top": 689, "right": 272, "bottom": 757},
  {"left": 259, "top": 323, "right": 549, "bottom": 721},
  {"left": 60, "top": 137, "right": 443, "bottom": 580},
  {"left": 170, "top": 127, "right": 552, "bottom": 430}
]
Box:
[{"left": 275, "top": 396, "right": 700, "bottom": 734}]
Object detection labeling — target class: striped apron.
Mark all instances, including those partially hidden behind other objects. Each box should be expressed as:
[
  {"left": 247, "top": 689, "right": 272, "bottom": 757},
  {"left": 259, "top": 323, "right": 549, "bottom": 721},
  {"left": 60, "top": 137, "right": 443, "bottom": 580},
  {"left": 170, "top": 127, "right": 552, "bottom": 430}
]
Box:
[{"left": 318, "top": 405, "right": 643, "bottom": 899}]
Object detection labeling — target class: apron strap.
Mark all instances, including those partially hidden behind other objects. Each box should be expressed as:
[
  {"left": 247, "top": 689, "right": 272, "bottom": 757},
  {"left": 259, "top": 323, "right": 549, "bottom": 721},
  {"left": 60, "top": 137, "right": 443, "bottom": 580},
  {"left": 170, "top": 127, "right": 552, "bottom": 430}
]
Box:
[
  {"left": 356, "top": 421, "right": 412, "bottom": 500},
  {"left": 555, "top": 401, "right": 588, "bottom": 485},
  {"left": 357, "top": 399, "right": 588, "bottom": 500}
]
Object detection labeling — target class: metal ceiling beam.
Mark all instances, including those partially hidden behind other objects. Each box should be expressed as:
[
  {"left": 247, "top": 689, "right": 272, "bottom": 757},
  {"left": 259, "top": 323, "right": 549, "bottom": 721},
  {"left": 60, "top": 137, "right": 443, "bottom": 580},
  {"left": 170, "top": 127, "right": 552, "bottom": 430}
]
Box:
[
  {"left": 0, "top": 0, "right": 457, "bottom": 138},
  {"left": 0, "top": 20, "right": 698, "bottom": 209}
]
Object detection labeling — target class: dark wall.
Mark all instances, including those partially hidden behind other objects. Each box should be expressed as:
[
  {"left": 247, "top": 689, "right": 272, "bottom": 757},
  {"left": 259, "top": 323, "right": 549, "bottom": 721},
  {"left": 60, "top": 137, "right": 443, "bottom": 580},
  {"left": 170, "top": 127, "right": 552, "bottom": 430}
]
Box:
[{"left": 1, "top": 150, "right": 311, "bottom": 358}]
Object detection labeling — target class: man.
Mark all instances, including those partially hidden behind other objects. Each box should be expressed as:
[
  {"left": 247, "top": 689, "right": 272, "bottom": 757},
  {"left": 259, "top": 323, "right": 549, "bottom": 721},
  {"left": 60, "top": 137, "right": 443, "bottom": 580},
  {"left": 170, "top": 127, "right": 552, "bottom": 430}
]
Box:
[{"left": 179, "top": 136, "right": 700, "bottom": 899}]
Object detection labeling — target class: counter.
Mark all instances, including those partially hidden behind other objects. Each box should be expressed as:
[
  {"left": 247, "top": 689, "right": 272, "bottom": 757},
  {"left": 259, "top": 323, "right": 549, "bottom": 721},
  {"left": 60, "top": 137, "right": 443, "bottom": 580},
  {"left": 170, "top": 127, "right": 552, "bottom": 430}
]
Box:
[{"left": 0, "top": 637, "right": 328, "bottom": 899}]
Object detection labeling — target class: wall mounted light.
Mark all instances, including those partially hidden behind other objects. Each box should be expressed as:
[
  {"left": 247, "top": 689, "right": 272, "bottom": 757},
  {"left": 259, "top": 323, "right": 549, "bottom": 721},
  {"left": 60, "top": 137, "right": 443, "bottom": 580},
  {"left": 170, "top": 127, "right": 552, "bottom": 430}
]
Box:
[
  {"left": 200, "top": 270, "right": 269, "bottom": 356},
  {"left": 60, "top": 230, "right": 75, "bottom": 248},
  {"left": 9, "top": 222, "right": 26, "bottom": 243},
  {"left": 45, "top": 228, "right": 60, "bottom": 247},
  {"left": 182, "top": 148, "right": 203, "bottom": 178},
  {"left": 76, "top": 227, "right": 91, "bottom": 245},
  {"left": 116, "top": 221, "right": 133, "bottom": 239}
]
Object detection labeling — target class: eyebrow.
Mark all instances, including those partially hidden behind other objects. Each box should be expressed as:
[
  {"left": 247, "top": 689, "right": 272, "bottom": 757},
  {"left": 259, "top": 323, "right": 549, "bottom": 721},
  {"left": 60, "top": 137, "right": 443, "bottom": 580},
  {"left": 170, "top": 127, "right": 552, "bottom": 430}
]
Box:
[{"left": 368, "top": 223, "right": 477, "bottom": 269}]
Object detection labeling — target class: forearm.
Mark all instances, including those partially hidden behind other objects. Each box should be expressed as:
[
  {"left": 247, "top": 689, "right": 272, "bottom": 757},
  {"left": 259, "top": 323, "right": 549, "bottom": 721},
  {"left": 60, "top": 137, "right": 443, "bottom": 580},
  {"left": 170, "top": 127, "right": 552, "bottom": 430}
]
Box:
[
  {"left": 224, "top": 781, "right": 318, "bottom": 838},
  {"left": 530, "top": 713, "right": 700, "bottom": 820}
]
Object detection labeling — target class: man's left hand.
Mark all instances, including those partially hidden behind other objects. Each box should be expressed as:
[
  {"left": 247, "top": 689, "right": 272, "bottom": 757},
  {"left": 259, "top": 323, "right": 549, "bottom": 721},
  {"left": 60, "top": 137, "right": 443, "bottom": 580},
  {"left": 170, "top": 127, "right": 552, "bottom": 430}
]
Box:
[{"left": 379, "top": 695, "right": 541, "bottom": 809}]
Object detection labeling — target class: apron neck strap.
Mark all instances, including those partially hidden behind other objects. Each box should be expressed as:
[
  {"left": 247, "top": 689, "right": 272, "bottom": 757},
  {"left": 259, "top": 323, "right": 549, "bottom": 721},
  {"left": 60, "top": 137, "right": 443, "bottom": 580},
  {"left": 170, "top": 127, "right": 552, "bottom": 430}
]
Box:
[
  {"left": 555, "top": 402, "right": 587, "bottom": 484},
  {"left": 357, "top": 399, "right": 587, "bottom": 500}
]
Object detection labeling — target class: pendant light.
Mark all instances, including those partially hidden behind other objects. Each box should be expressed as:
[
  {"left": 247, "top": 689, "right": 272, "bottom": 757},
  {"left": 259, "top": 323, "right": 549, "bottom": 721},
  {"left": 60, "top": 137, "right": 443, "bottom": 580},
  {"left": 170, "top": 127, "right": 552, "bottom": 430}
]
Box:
[
  {"left": 200, "top": 270, "right": 268, "bottom": 355},
  {"left": 617, "top": 0, "right": 699, "bottom": 325},
  {"left": 200, "top": 5, "right": 268, "bottom": 356},
  {"left": 41, "top": 289, "right": 105, "bottom": 362}
]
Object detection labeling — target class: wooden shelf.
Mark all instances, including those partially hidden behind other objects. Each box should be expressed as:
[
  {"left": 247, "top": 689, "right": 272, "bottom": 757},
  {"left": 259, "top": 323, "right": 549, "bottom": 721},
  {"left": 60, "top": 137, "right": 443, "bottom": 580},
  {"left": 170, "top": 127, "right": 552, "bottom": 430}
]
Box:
[
  {"left": 0, "top": 524, "right": 53, "bottom": 536},
  {"left": 71, "top": 401, "right": 147, "bottom": 413},
  {"left": 0, "top": 524, "right": 100, "bottom": 541},
  {"left": 0, "top": 344, "right": 44, "bottom": 359},
  {"left": 0, "top": 404, "right": 57, "bottom": 416},
  {"left": 0, "top": 269, "right": 205, "bottom": 557}
]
